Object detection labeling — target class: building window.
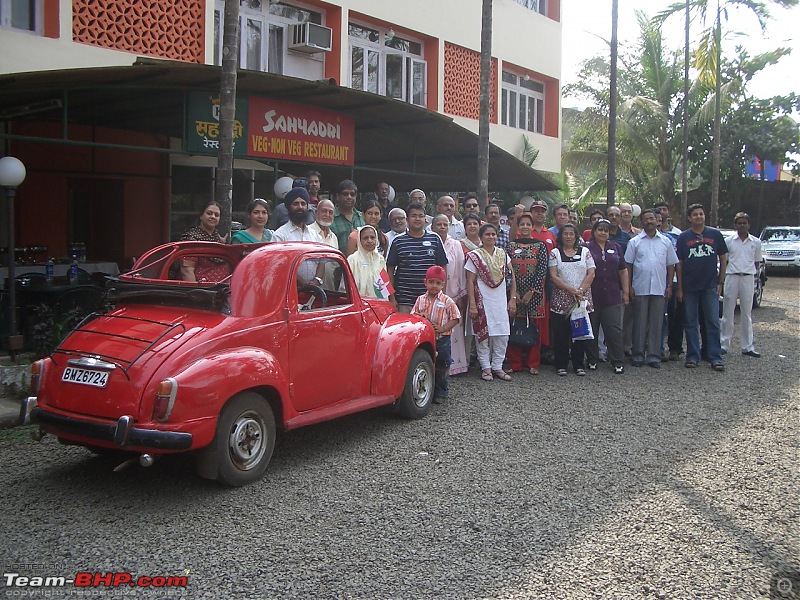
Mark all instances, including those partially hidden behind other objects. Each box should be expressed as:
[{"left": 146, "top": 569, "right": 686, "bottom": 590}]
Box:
[
  {"left": 214, "top": 1, "right": 322, "bottom": 73},
  {"left": 0, "top": 0, "right": 41, "bottom": 33},
  {"left": 501, "top": 71, "right": 545, "bottom": 133},
  {"left": 512, "top": 0, "right": 546, "bottom": 16},
  {"left": 348, "top": 23, "right": 427, "bottom": 107}
]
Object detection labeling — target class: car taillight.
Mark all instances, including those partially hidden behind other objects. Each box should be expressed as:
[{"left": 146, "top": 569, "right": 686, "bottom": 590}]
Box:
[
  {"left": 30, "top": 360, "right": 44, "bottom": 394},
  {"left": 153, "top": 378, "right": 178, "bottom": 422}
]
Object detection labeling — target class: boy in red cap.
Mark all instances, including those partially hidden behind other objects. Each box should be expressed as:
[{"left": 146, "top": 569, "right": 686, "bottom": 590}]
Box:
[{"left": 412, "top": 265, "right": 461, "bottom": 402}]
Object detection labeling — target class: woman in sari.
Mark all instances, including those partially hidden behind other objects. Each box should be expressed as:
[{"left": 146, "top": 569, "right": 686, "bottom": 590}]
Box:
[
  {"left": 431, "top": 214, "right": 468, "bottom": 375},
  {"left": 347, "top": 225, "right": 394, "bottom": 302},
  {"left": 506, "top": 212, "right": 549, "bottom": 375},
  {"left": 230, "top": 198, "right": 273, "bottom": 244},
  {"left": 461, "top": 213, "right": 482, "bottom": 255},
  {"left": 180, "top": 200, "right": 229, "bottom": 283},
  {"left": 465, "top": 223, "right": 517, "bottom": 381}
]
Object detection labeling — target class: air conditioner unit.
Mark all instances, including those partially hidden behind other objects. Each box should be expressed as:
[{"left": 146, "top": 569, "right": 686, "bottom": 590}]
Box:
[{"left": 289, "top": 22, "right": 333, "bottom": 53}]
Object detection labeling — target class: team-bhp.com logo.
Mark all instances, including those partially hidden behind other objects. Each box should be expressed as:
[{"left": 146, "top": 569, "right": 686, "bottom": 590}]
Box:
[{"left": 4, "top": 572, "right": 188, "bottom": 590}]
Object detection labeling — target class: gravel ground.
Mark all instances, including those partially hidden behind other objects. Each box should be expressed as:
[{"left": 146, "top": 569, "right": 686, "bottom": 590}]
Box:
[{"left": 0, "top": 275, "right": 797, "bottom": 599}]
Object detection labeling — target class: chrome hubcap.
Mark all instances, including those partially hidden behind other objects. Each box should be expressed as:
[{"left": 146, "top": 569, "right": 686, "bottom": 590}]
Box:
[
  {"left": 412, "top": 363, "right": 433, "bottom": 408},
  {"left": 228, "top": 411, "right": 266, "bottom": 471}
]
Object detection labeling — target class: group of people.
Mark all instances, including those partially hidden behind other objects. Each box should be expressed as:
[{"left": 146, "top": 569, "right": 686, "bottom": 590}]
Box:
[{"left": 180, "top": 175, "right": 762, "bottom": 398}]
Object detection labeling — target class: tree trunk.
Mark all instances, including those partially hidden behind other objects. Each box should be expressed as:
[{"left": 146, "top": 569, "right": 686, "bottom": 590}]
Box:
[
  {"left": 607, "top": 0, "right": 619, "bottom": 207},
  {"left": 710, "top": 6, "right": 722, "bottom": 226},
  {"left": 477, "top": 0, "right": 492, "bottom": 208},
  {"left": 215, "top": 0, "right": 240, "bottom": 237},
  {"left": 680, "top": 0, "right": 690, "bottom": 227}
]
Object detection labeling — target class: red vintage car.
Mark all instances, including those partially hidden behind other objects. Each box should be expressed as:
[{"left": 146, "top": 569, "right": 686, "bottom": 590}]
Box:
[{"left": 21, "top": 241, "right": 436, "bottom": 486}]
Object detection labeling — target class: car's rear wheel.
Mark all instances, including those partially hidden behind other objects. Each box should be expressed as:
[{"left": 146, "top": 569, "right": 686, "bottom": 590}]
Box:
[
  {"left": 395, "top": 349, "right": 434, "bottom": 419},
  {"left": 214, "top": 392, "right": 276, "bottom": 487}
]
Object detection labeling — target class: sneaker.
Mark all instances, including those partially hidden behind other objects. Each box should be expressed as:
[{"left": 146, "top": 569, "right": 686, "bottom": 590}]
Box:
[
  {"left": 669, "top": 351, "right": 681, "bottom": 361},
  {"left": 661, "top": 353, "right": 670, "bottom": 362},
  {"left": 575, "top": 368, "right": 586, "bottom": 376},
  {"left": 587, "top": 362, "right": 597, "bottom": 371},
  {"left": 614, "top": 365, "right": 625, "bottom": 374},
  {"left": 631, "top": 360, "right": 643, "bottom": 367},
  {"left": 557, "top": 369, "right": 568, "bottom": 377}
]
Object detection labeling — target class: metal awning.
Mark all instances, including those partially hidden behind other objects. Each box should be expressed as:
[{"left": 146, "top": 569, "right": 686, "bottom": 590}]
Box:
[{"left": 0, "top": 59, "right": 557, "bottom": 192}]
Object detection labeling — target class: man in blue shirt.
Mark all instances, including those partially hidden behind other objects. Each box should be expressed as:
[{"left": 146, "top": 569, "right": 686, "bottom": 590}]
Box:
[
  {"left": 676, "top": 204, "right": 728, "bottom": 371},
  {"left": 548, "top": 203, "right": 570, "bottom": 237}
]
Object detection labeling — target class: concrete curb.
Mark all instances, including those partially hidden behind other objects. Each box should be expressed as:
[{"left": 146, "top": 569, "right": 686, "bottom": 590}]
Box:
[{"left": 0, "top": 396, "right": 23, "bottom": 430}]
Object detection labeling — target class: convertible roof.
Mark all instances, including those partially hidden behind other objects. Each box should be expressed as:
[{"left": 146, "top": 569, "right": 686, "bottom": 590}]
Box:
[{"left": 0, "top": 59, "right": 557, "bottom": 193}]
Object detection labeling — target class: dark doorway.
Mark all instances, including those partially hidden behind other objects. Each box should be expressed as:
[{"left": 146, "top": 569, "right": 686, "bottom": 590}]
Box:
[{"left": 67, "top": 179, "right": 125, "bottom": 268}]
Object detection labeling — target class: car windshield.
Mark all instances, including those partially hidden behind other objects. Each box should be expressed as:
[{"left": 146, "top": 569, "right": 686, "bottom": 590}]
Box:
[{"left": 761, "top": 228, "right": 800, "bottom": 242}]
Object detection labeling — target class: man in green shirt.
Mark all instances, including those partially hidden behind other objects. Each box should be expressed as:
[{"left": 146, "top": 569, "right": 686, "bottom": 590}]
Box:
[{"left": 330, "top": 179, "right": 365, "bottom": 254}]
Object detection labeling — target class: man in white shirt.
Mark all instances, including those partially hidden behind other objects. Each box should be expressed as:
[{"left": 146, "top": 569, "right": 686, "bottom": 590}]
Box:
[
  {"left": 721, "top": 212, "right": 762, "bottom": 357},
  {"left": 273, "top": 187, "right": 323, "bottom": 286},
  {"left": 309, "top": 199, "right": 338, "bottom": 249},
  {"left": 624, "top": 209, "right": 679, "bottom": 367},
  {"left": 426, "top": 195, "right": 465, "bottom": 240}
]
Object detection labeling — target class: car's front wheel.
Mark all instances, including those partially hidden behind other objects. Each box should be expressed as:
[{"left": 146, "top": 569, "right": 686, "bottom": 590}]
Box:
[
  {"left": 395, "top": 349, "right": 434, "bottom": 419},
  {"left": 214, "top": 392, "right": 276, "bottom": 487},
  {"left": 753, "top": 276, "right": 764, "bottom": 308}
]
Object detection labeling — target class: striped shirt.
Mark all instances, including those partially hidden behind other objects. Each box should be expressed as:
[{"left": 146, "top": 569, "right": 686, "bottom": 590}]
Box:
[
  {"left": 386, "top": 232, "right": 448, "bottom": 305},
  {"left": 412, "top": 291, "right": 461, "bottom": 337}
]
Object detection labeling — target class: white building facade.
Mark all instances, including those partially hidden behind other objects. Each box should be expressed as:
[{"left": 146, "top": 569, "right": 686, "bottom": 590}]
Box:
[{"left": 0, "top": 0, "right": 562, "bottom": 174}]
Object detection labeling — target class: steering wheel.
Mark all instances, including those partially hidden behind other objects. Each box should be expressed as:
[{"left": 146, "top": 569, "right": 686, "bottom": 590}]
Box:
[{"left": 298, "top": 284, "right": 328, "bottom": 309}]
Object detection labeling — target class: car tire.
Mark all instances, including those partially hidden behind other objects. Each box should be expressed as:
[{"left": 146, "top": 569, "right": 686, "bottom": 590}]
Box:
[
  {"left": 395, "top": 349, "right": 434, "bottom": 420},
  {"left": 753, "top": 278, "right": 763, "bottom": 308},
  {"left": 214, "top": 392, "right": 276, "bottom": 487}
]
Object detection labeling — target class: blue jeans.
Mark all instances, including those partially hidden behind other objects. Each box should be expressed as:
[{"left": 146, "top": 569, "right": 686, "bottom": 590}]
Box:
[
  {"left": 683, "top": 288, "right": 722, "bottom": 364},
  {"left": 434, "top": 335, "right": 453, "bottom": 397}
]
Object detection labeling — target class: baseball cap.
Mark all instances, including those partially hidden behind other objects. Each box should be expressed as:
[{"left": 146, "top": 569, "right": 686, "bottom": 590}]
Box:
[{"left": 529, "top": 200, "right": 547, "bottom": 211}]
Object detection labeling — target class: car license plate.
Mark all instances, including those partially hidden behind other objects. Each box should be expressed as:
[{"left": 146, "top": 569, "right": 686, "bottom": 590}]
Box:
[{"left": 62, "top": 367, "right": 109, "bottom": 388}]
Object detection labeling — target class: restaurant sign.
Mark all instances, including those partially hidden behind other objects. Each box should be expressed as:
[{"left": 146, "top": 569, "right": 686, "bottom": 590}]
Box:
[
  {"left": 247, "top": 97, "right": 355, "bottom": 166},
  {"left": 186, "top": 92, "right": 248, "bottom": 155}
]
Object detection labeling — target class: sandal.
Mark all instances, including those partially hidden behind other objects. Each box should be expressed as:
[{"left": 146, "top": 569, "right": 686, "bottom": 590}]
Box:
[
  {"left": 481, "top": 370, "right": 493, "bottom": 381},
  {"left": 528, "top": 368, "right": 539, "bottom": 375},
  {"left": 685, "top": 361, "right": 697, "bottom": 368},
  {"left": 712, "top": 363, "right": 725, "bottom": 372},
  {"left": 492, "top": 370, "right": 512, "bottom": 381}
]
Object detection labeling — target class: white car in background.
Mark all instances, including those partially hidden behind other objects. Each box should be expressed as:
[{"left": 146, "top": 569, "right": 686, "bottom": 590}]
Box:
[{"left": 760, "top": 226, "right": 800, "bottom": 273}]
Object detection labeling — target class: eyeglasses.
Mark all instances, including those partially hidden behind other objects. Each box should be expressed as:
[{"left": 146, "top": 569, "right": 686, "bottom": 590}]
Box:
[{"left": 464, "top": 203, "right": 479, "bottom": 209}]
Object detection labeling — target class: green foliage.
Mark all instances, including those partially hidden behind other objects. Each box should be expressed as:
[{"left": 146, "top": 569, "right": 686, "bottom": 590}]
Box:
[{"left": 564, "top": 4, "right": 799, "bottom": 217}]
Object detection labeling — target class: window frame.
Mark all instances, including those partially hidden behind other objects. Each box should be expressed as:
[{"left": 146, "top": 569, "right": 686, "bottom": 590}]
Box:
[
  {"left": 0, "top": 0, "right": 43, "bottom": 34},
  {"left": 214, "top": 1, "right": 324, "bottom": 73},
  {"left": 511, "top": 0, "right": 547, "bottom": 16},
  {"left": 347, "top": 21, "right": 427, "bottom": 107},
  {"left": 501, "top": 71, "right": 545, "bottom": 134}
]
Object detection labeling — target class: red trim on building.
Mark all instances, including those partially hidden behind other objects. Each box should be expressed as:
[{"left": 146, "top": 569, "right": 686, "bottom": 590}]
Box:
[{"left": 43, "top": 0, "right": 59, "bottom": 38}]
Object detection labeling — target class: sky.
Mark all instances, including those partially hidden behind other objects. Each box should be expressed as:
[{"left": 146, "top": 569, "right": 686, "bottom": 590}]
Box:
[{"left": 561, "top": 0, "right": 800, "bottom": 109}]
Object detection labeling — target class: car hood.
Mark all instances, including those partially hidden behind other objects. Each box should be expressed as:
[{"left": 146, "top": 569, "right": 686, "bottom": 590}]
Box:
[{"left": 762, "top": 241, "right": 800, "bottom": 250}]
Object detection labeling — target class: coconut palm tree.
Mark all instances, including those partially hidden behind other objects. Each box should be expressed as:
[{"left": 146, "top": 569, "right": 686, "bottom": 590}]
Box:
[
  {"left": 655, "top": 0, "right": 799, "bottom": 225},
  {"left": 563, "top": 12, "right": 714, "bottom": 215}
]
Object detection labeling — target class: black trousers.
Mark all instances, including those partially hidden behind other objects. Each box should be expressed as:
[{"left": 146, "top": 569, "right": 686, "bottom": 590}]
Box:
[{"left": 550, "top": 311, "right": 587, "bottom": 371}]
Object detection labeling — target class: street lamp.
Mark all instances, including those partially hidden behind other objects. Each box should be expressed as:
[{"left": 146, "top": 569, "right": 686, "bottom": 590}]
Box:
[{"left": 0, "top": 156, "right": 27, "bottom": 358}]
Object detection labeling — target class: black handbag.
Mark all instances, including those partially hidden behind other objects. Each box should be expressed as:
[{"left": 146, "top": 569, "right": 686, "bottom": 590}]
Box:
[{"left": 509, "top": 314, "right": 539, "bottom": 348}]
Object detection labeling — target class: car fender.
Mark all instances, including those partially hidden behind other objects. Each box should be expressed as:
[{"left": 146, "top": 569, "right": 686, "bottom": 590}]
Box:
[
  {"left": 164, "top": 347, "right": 289, "bottom": 447},
  {"left": 370, "top": 314, "right": 435, "bottom": 398}
]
